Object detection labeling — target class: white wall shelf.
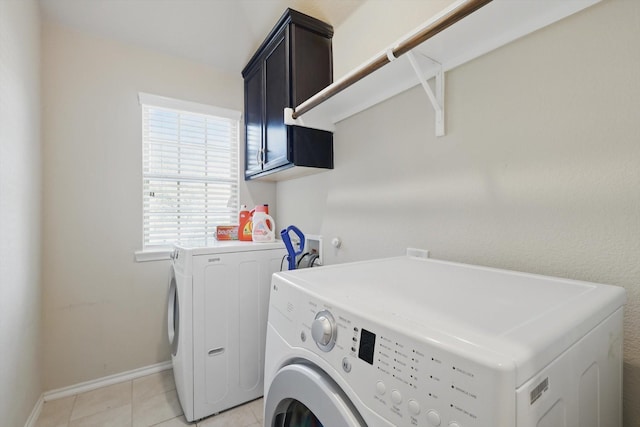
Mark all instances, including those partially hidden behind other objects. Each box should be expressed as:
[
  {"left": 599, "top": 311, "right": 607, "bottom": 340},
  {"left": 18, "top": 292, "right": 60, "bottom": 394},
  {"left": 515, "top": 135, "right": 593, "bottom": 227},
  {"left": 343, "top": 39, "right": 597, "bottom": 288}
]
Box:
[{"left": 285, "top": 0, "right": 601, "bottom": 135}]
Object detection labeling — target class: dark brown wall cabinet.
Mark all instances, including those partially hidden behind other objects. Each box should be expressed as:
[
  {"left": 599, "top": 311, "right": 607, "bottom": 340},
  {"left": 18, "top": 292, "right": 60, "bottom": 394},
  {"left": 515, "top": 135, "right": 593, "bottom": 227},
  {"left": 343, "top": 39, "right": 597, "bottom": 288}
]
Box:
[{"left": 242, "top": 9, "right": 334, "bottom": 181}]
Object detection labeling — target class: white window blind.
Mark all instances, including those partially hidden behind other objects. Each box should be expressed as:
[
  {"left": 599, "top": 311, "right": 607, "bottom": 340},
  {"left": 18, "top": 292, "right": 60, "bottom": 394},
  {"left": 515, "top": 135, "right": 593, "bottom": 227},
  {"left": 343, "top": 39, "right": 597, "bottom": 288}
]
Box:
[{"left": 140, "top": 93, "right": 240, "bottom": 248}]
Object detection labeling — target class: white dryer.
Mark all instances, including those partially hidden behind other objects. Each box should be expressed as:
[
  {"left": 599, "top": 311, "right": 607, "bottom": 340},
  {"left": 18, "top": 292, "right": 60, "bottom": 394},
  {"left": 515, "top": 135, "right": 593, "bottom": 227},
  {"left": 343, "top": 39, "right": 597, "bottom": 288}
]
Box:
[
  {"left": 168, "top": 241, "right": 286, "bottom": 421},
  {"left": 264, "top": 252, "right": 625, "bottom": 427}
]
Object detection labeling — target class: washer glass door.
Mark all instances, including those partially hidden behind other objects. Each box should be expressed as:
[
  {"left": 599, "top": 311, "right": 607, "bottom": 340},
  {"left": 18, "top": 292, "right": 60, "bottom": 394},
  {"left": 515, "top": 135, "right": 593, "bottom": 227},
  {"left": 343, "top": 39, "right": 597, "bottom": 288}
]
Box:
[
  {"left": 167, "top": 266, "right": 180, "bottom": 357},
  {"left": 280, "top": 400, "right": 323, "bottom": 426},
  {"left": 265, "top": 363, "right": 366, "bottom": 427}
]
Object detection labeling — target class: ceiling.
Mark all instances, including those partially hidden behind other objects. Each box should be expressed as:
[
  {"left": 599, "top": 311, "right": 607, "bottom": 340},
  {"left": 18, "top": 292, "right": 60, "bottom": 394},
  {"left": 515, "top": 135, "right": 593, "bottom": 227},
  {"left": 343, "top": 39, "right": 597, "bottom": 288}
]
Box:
[{"left": 39, "top": 0, "right": 365, "bottom": 74}]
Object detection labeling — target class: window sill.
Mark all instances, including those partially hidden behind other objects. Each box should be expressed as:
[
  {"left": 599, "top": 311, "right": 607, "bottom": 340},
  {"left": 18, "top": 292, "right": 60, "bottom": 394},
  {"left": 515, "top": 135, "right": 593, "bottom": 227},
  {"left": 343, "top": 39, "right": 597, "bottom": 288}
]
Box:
[{"left": 134, "top": 248, "right": 173, "bottom": 262}]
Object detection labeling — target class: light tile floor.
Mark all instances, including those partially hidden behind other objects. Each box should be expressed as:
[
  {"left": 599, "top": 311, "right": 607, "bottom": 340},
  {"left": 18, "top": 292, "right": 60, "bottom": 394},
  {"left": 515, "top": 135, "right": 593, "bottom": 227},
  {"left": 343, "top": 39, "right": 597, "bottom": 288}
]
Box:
[{"left": 35, "top": 370, "right": 264, "bottom": 427}]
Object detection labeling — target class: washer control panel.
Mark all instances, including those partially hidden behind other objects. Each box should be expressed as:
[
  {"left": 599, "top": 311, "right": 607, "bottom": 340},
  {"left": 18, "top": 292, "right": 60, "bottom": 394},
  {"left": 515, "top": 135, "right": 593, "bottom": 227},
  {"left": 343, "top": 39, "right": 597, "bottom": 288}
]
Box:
[{"left": 268, "top": 282, "right": 514, "bottom": 427}]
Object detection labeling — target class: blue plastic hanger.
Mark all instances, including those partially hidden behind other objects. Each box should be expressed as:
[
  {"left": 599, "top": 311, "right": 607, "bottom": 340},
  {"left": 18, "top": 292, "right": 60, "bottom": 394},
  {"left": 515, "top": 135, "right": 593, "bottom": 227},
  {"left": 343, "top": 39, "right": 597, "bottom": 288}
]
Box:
[{"left": 280, "top": 225, "right": 305, "bottom": 270}]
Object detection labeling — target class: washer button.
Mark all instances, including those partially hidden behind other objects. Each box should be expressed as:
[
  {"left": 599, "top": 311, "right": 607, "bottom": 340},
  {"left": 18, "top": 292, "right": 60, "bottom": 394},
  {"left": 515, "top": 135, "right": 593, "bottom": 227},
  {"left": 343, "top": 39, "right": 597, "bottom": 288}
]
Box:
[
  {"left": 408, "top": 399, "right": 420, "bottom": 415},
  {"left": 342, "top": 357, "right": 352, "bottom": 373},
  {"left": 391, "top": 389, "right": 402, "bottom": 405},
  {"left": 376, "top": 381, "right": 386, "bottom": 396},
  {"left": 427, "top": 410, "right": 441, "bottom": 426},
  {"left": 448, "top": 422, "right": 461, "bottom": 427}
]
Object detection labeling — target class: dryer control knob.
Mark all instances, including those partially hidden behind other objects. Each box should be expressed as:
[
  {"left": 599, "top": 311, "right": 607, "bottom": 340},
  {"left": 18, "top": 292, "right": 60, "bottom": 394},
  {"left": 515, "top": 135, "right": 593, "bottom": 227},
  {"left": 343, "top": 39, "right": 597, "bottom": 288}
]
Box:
[{"left": 311, "top": 310, "right": 337, "bottom": 352}]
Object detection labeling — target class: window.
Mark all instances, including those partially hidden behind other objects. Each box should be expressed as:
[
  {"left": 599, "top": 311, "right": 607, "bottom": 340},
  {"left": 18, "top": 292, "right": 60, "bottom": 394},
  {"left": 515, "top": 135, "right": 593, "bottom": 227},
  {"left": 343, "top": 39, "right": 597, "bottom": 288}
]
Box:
[{"left": 139, "top": 93, "right": 240, "bottom": 249}]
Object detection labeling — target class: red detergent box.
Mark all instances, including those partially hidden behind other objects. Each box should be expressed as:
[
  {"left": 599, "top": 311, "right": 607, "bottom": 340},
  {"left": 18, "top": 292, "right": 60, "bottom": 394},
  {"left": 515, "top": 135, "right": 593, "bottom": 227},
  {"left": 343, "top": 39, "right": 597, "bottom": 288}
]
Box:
[{"left": 215, "top": 225, "right": 238, "bottom": 240}]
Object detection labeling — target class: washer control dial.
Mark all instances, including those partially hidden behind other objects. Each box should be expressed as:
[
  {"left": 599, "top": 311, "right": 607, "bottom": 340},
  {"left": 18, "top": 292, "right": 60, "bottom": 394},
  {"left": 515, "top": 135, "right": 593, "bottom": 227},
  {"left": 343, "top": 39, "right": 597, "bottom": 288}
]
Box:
[{"left": 311, "top": 310, "right": 337, "bottom": 351}]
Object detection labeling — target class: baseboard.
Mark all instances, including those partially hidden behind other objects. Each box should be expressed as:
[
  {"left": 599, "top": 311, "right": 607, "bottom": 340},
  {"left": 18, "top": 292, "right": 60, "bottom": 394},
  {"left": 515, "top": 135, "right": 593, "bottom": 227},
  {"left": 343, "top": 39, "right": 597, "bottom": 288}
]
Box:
[
  {"left": 24, "top": 394, "right": 44, "bottom": 427},
  {"left": 43, "top": 360, "right": 172, "bottom": 402}
]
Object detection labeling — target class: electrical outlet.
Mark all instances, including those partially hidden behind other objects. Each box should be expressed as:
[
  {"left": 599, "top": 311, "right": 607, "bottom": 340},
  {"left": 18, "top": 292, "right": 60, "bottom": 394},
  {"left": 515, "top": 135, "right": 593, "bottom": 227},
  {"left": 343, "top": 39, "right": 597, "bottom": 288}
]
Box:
[{"left": 305, "top": 234, "right": 323, "bottom": 266}]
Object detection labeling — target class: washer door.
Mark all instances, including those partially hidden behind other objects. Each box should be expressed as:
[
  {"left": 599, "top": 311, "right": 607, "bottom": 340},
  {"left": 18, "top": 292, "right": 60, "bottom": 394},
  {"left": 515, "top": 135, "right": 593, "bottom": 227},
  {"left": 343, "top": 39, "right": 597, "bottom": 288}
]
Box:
[
  {"left": 167, "top": 266, "right": 180, "bottom": 357},
  {"left": 265, "top": 363, "right": 366, "bottom": 427}
]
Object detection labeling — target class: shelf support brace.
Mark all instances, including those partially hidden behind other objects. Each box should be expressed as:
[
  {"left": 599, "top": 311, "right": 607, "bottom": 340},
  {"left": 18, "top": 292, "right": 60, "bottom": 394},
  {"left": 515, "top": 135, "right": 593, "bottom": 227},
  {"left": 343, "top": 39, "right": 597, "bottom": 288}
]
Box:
[{"left": 406, "top": 52, "right": 445, "bottom": 137}]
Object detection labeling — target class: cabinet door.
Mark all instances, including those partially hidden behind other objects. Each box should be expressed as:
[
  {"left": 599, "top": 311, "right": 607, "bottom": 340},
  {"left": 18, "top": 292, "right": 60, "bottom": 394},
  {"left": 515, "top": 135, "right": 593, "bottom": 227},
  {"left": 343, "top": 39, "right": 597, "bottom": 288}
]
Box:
[
  {"left": 244, "top": 66, "right": 263, "bottom": 177},
  {"left": 263, "top": 33, "right": 289, "bottom": 170}
]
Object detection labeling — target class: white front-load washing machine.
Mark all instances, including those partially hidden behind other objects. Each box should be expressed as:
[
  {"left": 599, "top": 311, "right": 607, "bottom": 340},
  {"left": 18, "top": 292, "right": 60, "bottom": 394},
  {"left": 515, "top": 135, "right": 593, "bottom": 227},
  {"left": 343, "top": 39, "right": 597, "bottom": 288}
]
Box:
[
  {"left": 264, "top": 252, "right": 625, "bottom": 427},
  {"left": 168, "top": 241, "right": 286, "bottom": 421}
]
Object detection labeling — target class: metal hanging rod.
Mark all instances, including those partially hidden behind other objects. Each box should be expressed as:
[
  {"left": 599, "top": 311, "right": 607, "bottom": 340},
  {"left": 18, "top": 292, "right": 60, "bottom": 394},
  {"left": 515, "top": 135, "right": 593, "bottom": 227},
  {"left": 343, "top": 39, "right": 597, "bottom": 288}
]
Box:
[{"left": 291, "top": 0, "right": 493, "bottom": 120}]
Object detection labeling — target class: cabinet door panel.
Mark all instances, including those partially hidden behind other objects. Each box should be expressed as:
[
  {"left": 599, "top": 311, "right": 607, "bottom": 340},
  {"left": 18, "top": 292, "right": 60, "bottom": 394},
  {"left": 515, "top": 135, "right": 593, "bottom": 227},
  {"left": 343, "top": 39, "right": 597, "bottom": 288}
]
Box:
[
  {"left": 291, "top": 26, "right": 332, "bottom": 107},
  {"left": 244, "top": 67, "right": 263, "bottom": 176},
  {"left": 264, "top": 35, "right": 289, "bottom": 169}
]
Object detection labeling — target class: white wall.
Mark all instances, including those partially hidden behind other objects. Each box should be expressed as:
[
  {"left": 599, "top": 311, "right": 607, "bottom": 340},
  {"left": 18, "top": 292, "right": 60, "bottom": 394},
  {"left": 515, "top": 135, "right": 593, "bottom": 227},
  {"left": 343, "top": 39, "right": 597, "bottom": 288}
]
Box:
[
  {"left": 0, "top": 0, "right": 42, "bottom": 425},
  {"left": 40, "top": 21, "right": 276, "bottom": 390},
  {"left": 277, "top": 0, "right": 640, "bottom": 425}
]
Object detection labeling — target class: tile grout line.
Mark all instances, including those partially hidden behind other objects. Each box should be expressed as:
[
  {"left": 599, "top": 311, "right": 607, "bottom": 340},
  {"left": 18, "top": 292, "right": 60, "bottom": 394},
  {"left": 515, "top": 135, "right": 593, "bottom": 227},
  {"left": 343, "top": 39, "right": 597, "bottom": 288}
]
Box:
[
  {"left": 67, "top": 380, "right": 133, "bottom": 426},
  {"left": 37, "top": 372, "right": 181, "bottom": 427},
  {"left": 130, "top": 378, "right": 134, "bottom": 426},
  {"left": 39, "top": 371, "right": 208, "bottom": 427},
  {"left": 67, "top": 394, "right": 78, "bottom": 425}
]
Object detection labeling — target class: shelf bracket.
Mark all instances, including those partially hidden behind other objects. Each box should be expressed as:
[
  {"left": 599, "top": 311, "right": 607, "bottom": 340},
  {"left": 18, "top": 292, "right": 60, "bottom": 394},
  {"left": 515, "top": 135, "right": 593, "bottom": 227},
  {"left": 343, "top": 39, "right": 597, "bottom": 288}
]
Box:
[
  {"left": 284, "top": 107, "right": 335, "bottom": 132},
  {"left": 405, "top": 52, "right": 445, "bottom": 137}
]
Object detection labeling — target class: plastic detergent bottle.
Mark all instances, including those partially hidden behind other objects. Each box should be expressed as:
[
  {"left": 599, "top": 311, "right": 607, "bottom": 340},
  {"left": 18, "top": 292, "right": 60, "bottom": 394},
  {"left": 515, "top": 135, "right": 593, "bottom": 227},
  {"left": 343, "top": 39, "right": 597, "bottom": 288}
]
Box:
[
  {"left": 252, "top": 207, "right": 275, "bottom": 242},
  {"left": 255, "top": 204, "right": 270, "bottom": 226},
  {"left": 238, "top": 205, "right": 252, "bottom": 241}
]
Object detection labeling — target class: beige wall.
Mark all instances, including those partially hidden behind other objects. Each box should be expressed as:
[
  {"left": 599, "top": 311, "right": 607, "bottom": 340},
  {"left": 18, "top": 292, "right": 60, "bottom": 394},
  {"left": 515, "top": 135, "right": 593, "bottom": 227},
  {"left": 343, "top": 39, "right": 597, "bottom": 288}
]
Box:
[
  {"left": 277, "top": 0, "right": 640, "bottom": 425},
  {"left": 0, "top": 0, "right": 43, "bottom": 425},
  {"left": 40, "top": 22, "right": 276, "bottom": 390},
  {"left": 332, "top": 0, "right": 454, "bottom": 79}
]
